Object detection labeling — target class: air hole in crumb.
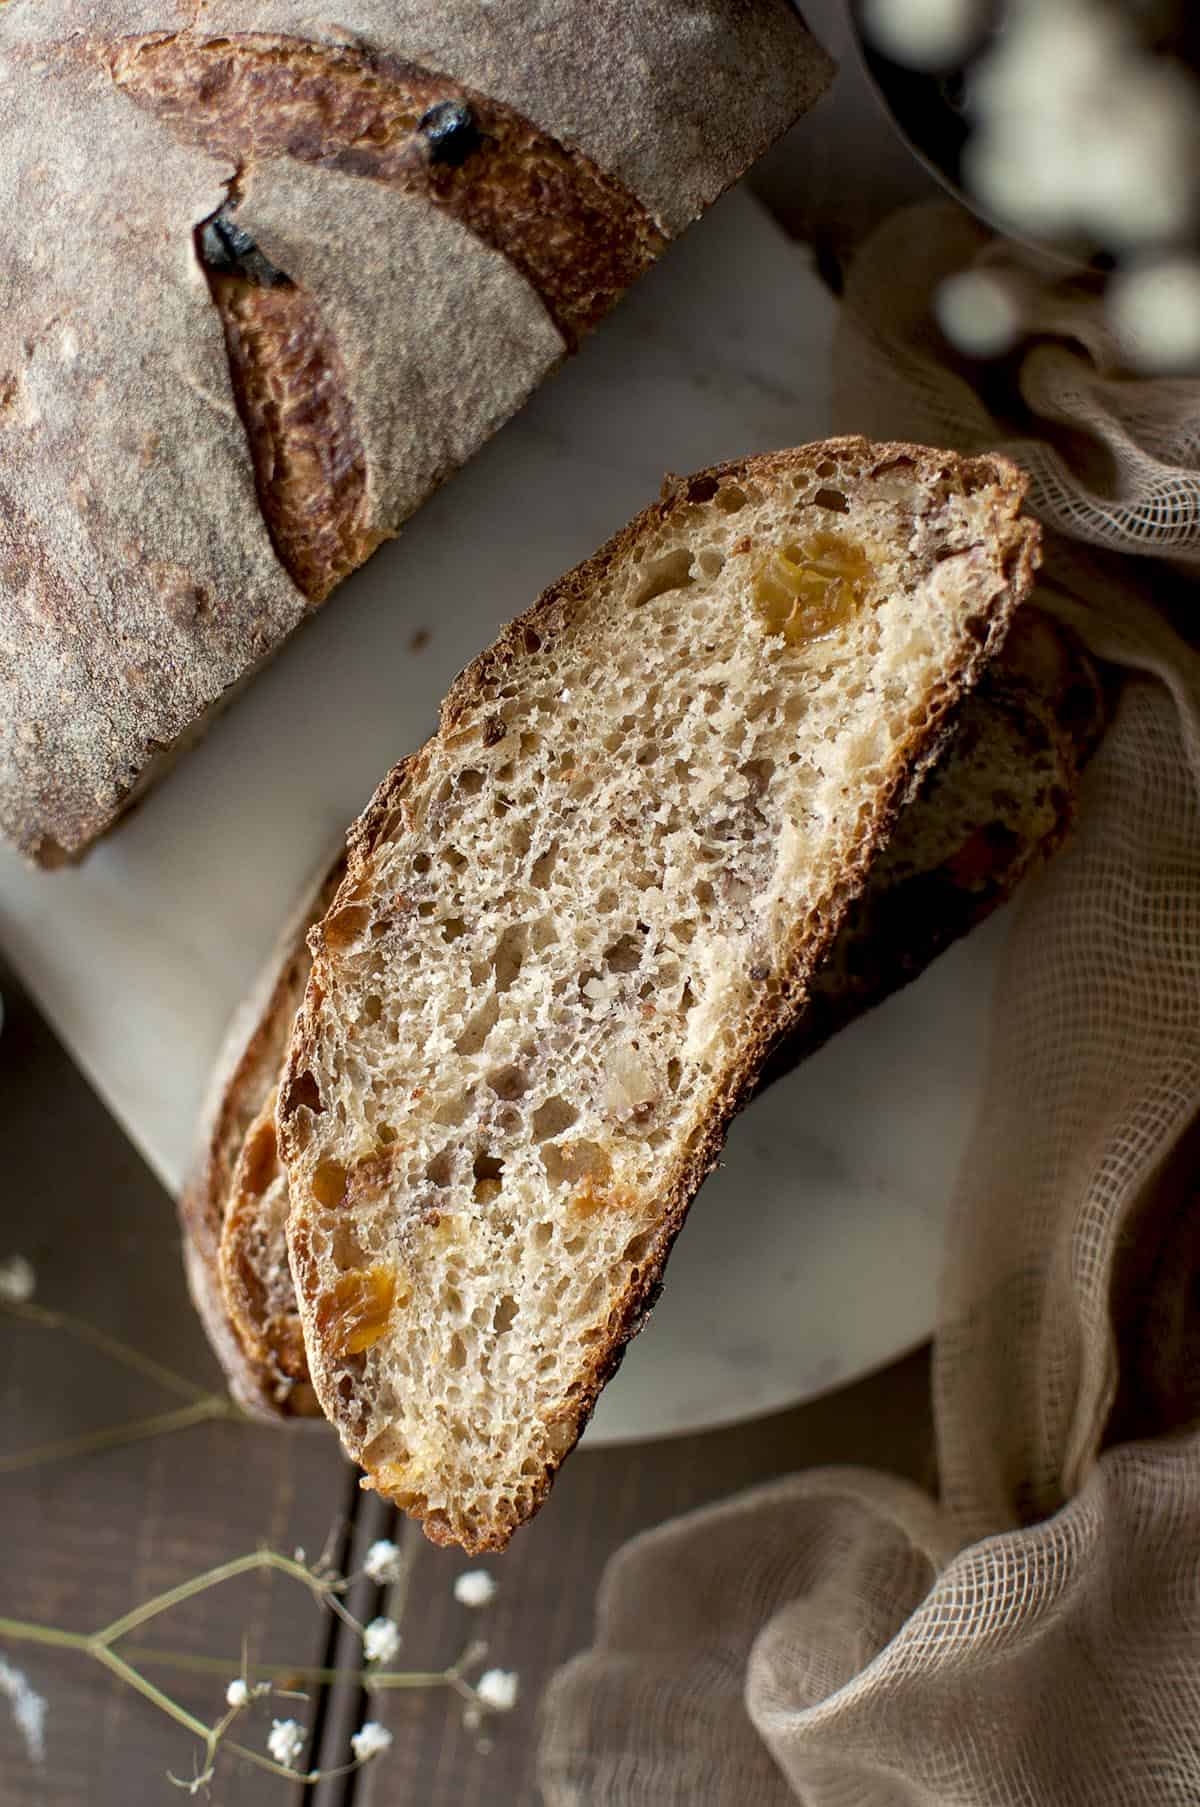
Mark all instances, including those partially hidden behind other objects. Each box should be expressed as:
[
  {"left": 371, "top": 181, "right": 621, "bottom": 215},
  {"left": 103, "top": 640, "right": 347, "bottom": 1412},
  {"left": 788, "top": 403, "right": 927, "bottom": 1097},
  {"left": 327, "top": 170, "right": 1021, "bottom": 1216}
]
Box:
[
  {"left": 578, "top": 1276, "right": 605, "bottom": 1314},
  {"left": 717, "top": 485, "right": 747, "bottom": 514},
  {"left": 442, "top": 846, "right": 468, "bottom": 872},
  {"left": 742, "top": 756, "right": 775, "bottom": 794},
  {"left": 413, "top": 853, "right": 432, "bottom": 874},
  {"left": 666, "top": 1057, "right": 682, "bottom": 1091},
  {"left": 597, "top": 889, "right": 619, "bottom": 914},
  {"left": 563, "top": 1236, "right": 586, "bottom": 1257},
  {"left": 331, "top": 1221, "right": 368, "bottom": 1270},
  {"left": 311, "top": 1161, "right": 347, "bottom": 1208},
  {"left": 813, "top": 486, "right": 849, "bottom": 513},
  {"left": 696, "top": 548, "right": 725, "bottom": 579},
  {"left": 487, "top": 1065, "right": 528, "bottom": 1101},
  {"left": 530, "top": 916, "right": 558, "bottom": 953},
  {"left": 695, "top": 880, "right": 715, "bottom": 908},
  {"left": 530, "top": 842, "right": 559, "bottom": 886},
  {"left": 286, "top": 1070, "right": 323, "bottom": 1115},
  {"left": 441, "top": 916, "right": 467, "bottom": 942},
  {"left": 624, "top": 1232, "right": 652, "bottom": 1263},
  {"left": 681, "top": 980, "right": 697, "bottom": 1012},
  {"left": 533, "top": 1221, "right": 553, "bottom": 1248},
  {"left": 473, "top": 1152, "right": 504, "bottom": 1204},
  {"left": 533, "top": 1096, "right": 579, "bottom": 1140},
  {"left": 458, "top": 768, "right": 485, "bottom": 795},
  {"left": 631, "top": 548, "right": 693, "bottom": 607},
  {"left": 377, "top": 1123, "right": 397, "bottom": 1145},
  {"left": 363, "top": 993, "right": 383, "bottom": 1023},
  {"left": 363, "top": 1429, "right": 410, "bottom": 1471},
  {"left": 456, "top": 994, "right": 499, "bottom": 1056},
  {"left": 492, "top": 923, "right": 526, "bottom": 993},
  {"left": 544, "top": 1138, "right": 610, "bottom": 1189},
  {"left": 435, "top": 1091, "right": 472, "bottom": 1127},
  {"left": 493, "top": 1294, "right": 518, "bottom": 1334},
  {"left": 426, "top": 1149, "right": 456, "bottom": 1187},
  {"left": 604, "top": 933, "right": 643, "bottom": 974}
]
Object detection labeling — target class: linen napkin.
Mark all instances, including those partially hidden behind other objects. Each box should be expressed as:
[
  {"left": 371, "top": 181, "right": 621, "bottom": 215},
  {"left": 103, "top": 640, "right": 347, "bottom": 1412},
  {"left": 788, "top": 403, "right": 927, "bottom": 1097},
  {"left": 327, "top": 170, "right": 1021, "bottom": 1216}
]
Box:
[{"left": 538, "top": 200, "right": 1200, "bottom": 1806}]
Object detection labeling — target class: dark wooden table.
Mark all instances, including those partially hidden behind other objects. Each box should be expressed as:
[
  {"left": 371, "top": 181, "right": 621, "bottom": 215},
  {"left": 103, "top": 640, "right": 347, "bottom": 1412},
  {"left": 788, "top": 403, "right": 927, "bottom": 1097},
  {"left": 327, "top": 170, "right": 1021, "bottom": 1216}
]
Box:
[{"left": 0, "top": 8, "right": 946, "bottom": 1799}]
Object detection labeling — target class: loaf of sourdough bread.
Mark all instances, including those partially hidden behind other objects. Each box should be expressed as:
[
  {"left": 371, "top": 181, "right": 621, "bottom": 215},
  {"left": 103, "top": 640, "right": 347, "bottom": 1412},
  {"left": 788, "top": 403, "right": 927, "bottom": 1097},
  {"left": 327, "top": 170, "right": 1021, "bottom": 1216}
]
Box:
[
  {"left": 181, "top": 603, "right": 1102, "bottom": 1421},
  {"left": 272, "top": 438, "right": 1043, "bottom": 1550},
  {"left": 0, "top": 2, "right": 831, "bottom": 863}
]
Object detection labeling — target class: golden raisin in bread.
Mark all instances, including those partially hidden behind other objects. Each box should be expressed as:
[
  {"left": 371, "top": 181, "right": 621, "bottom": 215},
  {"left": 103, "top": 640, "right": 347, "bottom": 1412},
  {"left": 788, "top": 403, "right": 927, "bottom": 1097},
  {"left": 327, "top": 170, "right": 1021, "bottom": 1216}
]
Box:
[{"left": 275, "top": 438, "right": 1041, "bottom": 1550}]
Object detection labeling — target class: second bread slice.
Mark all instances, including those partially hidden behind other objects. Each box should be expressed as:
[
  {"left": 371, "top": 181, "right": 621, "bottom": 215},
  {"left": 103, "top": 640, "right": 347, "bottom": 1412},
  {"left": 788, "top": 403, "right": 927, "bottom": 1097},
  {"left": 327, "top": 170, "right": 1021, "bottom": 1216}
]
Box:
[{"left": 278, "top": 438, "right": 1039, "bottom": 1551}]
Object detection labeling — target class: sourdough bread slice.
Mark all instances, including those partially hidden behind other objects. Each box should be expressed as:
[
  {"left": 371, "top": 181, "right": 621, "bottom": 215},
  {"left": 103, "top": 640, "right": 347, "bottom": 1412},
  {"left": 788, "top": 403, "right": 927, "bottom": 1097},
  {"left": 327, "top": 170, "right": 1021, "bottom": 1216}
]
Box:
[
  {"left": 189, "top": 604, "right": 1099, "bottom": 1419},
  {"left": 277, "top": 439, "right": 1041, "bottom": 1550}
]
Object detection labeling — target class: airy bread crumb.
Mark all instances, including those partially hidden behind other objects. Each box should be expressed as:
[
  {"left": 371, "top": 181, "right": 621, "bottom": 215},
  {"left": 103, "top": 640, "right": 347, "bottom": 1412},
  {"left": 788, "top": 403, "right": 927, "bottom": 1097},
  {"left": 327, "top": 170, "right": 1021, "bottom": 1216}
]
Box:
[{"left": 277, "top": 439, "right": 1039, "bottom": 1551}]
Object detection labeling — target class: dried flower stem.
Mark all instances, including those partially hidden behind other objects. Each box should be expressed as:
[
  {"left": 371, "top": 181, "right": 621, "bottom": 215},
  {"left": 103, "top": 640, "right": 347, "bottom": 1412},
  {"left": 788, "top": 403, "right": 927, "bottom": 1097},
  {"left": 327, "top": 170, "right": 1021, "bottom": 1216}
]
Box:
[
  {"left": 0, "top": 1298, "right": 247, "bottom": 1474},
  {"left": 0, "top": 1398, "right": 240, "bottom": 1475},
  {"left": 0, "top": 1549, "right": 486, "bottom": 1786},
  {"left": 3, "top": 1300, "right": 214, "bottom": 1402}
]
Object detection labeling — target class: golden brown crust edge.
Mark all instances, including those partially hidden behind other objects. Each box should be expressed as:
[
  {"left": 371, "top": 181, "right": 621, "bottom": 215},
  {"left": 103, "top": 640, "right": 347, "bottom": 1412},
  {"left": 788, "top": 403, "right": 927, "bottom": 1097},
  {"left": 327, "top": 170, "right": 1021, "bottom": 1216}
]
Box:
[
  {"left": 177, "top": 851, "right": 346, "bottom": 1418},
  {"left": 280, "top": 438, "right": 1041, "bottom": 1549}
]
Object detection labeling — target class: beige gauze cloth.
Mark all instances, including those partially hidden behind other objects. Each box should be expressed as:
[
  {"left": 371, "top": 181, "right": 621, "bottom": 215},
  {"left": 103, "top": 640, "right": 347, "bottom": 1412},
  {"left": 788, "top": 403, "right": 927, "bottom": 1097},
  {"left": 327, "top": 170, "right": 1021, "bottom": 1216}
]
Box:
[{"left": 538, "top": 202, "right": 1200, "bottom": 1804}]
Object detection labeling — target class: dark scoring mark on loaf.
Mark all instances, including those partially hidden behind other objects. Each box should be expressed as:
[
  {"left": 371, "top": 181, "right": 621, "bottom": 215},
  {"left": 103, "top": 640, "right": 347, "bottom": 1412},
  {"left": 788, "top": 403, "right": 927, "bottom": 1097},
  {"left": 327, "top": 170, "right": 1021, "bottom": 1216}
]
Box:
[
  {"left": 195, "top": 205, "right": 376, "bottom": 602},
  {"left": 111, "top": 32, "right": 667, "bottom": 347}
]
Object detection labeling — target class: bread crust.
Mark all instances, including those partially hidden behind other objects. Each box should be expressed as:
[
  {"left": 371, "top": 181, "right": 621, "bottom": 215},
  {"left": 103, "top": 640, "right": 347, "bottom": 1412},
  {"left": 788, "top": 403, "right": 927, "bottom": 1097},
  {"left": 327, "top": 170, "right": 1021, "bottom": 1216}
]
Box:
[
  {"left": 0, "top": 5, "right": 831, "bottom": 862},
  {"left": 178, "top": 851, "right": 345, "bottom": 1417},
  {"left": 276, "top": 439, "right": 1041, "bottom": 1549}
]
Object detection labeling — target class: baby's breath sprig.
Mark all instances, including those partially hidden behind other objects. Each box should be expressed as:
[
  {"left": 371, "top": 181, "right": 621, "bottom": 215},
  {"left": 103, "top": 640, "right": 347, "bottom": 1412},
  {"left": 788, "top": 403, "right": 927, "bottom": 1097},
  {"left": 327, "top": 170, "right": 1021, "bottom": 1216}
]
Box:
[
  {"left": 0, "top": 1266, "right": 519, "bottom": 1785},
  {"left": 0, "top": 1540, "right": 499, "bottom": 1791}
]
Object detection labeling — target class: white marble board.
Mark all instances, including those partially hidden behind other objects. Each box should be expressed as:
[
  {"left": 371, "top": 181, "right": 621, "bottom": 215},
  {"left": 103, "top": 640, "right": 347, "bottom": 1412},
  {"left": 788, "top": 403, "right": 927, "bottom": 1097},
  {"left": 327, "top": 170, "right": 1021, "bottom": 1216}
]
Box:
[{"left": 0, "top": 187, "right": 1005, "bottom": 1443}]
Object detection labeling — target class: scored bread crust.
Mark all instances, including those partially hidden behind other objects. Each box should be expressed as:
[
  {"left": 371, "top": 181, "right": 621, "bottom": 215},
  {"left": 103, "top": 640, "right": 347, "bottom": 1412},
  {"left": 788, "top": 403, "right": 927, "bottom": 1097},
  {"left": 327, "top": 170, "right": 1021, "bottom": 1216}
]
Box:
[
  {"left": 278, "top": 438, "right": 1041, "bottom": 1551},
  {"left": 184, "top": 603, "right": 1101, "bottom": 1420},
  {"left": 0, "top": 5, "right": 832, "bottom": 863},
  {"left": 178, "top": 851, "right": 345, "bottom": 1417}
]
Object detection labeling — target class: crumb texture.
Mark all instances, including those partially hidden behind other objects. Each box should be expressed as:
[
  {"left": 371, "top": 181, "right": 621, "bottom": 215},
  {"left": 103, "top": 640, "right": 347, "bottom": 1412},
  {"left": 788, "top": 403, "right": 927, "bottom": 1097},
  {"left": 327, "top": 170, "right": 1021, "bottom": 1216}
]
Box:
[{"left": 279, "top": 441, "right": 1037, "bottom": 1550}]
